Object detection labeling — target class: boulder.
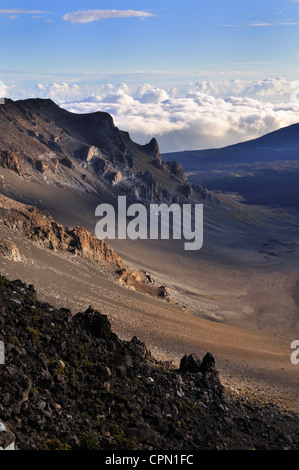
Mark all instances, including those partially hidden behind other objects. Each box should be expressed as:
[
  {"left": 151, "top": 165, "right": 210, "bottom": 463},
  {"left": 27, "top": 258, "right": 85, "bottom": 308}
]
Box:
[
  {"left": 0, "top": 150, "right": 21, "bottom": 175},
  {"left": 0, "top": 240, "right": 21, "bottom": 262},
  {"left": 199, "top": 352, "right": 216, "bottom": 376},
  {"left": 179, "top": 354, "right": 202, "bottom": 373},
  {"left": 0, "top": 422, "right": 15, "bottom": 451}
]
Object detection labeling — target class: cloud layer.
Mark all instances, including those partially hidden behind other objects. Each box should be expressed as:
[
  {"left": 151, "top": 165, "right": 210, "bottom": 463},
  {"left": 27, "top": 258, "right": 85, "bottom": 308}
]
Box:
[
  {"left": 0, "top": 9, "right": 51, "bottom": 14},
  {"left": 0, "top": 9, "right": 52, "bottom": 19},
  {"left": 63, "top": 9, "right": 155, "bottom": 24},
  {"left": 7, "top": 78, "right": 299, "bottom": 153}
]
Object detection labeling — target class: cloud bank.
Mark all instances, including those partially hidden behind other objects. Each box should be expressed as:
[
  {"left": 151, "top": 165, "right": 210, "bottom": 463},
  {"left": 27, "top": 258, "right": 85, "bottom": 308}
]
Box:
[
  {"left": 63, "top": 9, "right": 155, "bottom": 24},
  {"left": 7, "top": 78, "right": 299, "bottom": 153}
]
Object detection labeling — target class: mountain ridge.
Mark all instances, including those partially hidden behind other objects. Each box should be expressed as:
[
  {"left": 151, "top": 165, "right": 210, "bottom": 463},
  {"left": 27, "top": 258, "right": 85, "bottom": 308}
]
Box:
[
  {"left": 0, "top": 98, "right": 200, "bottom": 207},
  {"left": 0, "top": 97, "right": 298, "bottom": 442},
  {"left": 162, "top": 122, "right": 299, "bottom": 210},
  {"left": 163, "top": 121, "right": 299, "bottom": 167}
]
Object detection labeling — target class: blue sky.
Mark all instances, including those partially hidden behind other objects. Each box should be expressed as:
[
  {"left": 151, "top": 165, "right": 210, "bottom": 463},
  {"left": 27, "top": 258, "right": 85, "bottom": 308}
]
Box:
[
  {"left": 1, "top": 0, "right": 299, "bottom": 86},
  {"left": 2, "top": 1, "right": 299, "bottom": 152}
]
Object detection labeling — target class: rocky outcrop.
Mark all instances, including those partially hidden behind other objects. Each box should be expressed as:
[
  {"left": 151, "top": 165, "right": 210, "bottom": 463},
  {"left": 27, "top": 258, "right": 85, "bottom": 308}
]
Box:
[
  {"left": 0, "top": 194, "right": 170, "bottom": 301},
  {"left": 66, "top": 226, "right": 122, "bottom": 266},
  {"left": 35, "top": 160, "right": 49, "bottom": 173},
  {"left": 111, "top": 170, "right": 123, "bottom": 186},
  {"left": 0, "top": 194, "right": 123, "bottom": 268},
  {"left": 117, "top": 268, "right": 142, "bottom": 286},
  {"left": 0, "top": 422, "right": 15, "bottom": 450},
  {"left": 0, "top": 240, "right": 21, "bottom": 262},
  {"left": 144, "top": 138, "right": 162, "bottom": 163},
  {"left": 59, "top": 156, "right": 74, "bottom": 169},
  {"left": 0, "top": 275, "right": 298, "bottom": 450},
  {"left": 85, "top": 146, "right": 99, "bottom": 162},
  {"left": 166, "top": 161, "right": 186, "bottom": 180},
  {"left": 179, "top": 182, "right": 193, "bottom": 199},
  {"left": 180, "top": 354, "right": 202, "bottom": 373},
  {"left": 129, "top": 170, "right": 170, "bottom": 204},
  {"left": 117, "top": 268, "right": 170, "bottom": 300},
  {"left": 0, "top": 99, "right": 205, "bottom": 209},
  {"left": 0, "top": 150, "right": 21, "bottom": 175},
  {"left": 180, "top": 353, "right": 216, "bottom": 377}
]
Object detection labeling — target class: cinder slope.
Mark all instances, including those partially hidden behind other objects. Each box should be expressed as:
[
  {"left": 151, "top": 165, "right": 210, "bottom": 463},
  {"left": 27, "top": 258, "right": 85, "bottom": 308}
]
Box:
[{"left": 0, "top": 99, "right": 298, "bottom": 412}]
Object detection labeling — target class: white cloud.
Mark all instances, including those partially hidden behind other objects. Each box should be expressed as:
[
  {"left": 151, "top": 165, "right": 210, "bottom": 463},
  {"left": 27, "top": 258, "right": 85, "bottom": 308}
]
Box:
[
  {"left": 220, "top": 21, "right": 299, "bottom": 27},
  {"left": 6, "top": 79, "right": 299, "bottom": 153},
  {"left": 60, "top": 82, "right": 299, "bottom": 152},
  {"left": 63, "top": 9, "right": 155, "bottom": 24},
  {"left": 0, "top": 9, "right": 52, "bottom": 15},
  {"left": 37, "top": 83, "right": 80, "bottom": 101},
  {"left": 173, "top": 78, "right": 292, "bottom": 101},
  {"left": 249, "top": 22, "right": 272, "bottom": 27},
  {"left": 136, "top": 85, "right": 169, "bottom": 103}
]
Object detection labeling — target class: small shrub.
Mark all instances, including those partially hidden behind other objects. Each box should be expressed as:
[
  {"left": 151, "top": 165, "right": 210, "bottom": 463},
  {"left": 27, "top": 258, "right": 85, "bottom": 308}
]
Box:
[
  {"left": 79, "top": 432, "right": 101, "bottom": 450},
  {"left": 39, "top": 439, "right": 71, "bottom": 451},
  {"left": 26, "top": 327, "right": 41, "bottom": 345}
]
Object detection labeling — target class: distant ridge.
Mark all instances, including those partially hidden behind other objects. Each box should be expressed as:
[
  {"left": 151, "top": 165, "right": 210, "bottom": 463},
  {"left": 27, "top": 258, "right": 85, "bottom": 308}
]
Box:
[{"left": 163, "top": 122, "right": 299, "bottom": 169}]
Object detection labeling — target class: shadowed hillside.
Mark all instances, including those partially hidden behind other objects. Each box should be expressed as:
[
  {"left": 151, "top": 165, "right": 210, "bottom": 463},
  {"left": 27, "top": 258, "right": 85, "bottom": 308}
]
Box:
[{"left": 163, "top": 123, "right": 299, "bottom": 209}]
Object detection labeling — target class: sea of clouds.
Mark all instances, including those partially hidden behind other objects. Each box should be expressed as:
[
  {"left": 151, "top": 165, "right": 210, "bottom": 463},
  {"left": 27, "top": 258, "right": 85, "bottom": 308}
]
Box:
[{"left": 7, "top": 77, "right": 299, "bottom": 153}]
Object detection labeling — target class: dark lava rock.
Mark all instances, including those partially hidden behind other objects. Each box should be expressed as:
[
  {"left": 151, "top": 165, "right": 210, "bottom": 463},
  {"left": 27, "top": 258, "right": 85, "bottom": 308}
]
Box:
[
  {"left": 199, "top": 352, "right": 215, "bottom": 375},
  {"left": 0, "top": 422, "right": 15, "bottom": 450},
  {"left": 73, "top": 306, "right": 113, "bottom": 340},
  {"left": 179, "top": 354, "right": 202, "bottom": 373},
  {"left": 0, "top": 274, "right": 298, "bottom": 451}
]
